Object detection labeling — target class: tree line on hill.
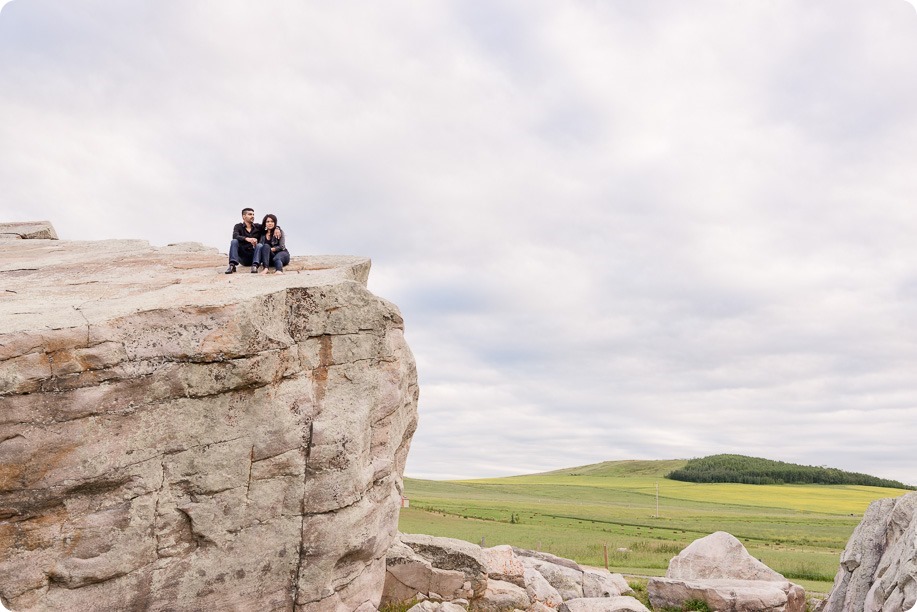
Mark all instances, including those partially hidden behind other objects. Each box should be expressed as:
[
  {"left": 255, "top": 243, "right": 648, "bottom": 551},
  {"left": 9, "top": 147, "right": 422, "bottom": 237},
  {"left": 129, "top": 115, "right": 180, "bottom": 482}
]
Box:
[{"left": 665, "top": 454, "right": 913, "bottom": 489}]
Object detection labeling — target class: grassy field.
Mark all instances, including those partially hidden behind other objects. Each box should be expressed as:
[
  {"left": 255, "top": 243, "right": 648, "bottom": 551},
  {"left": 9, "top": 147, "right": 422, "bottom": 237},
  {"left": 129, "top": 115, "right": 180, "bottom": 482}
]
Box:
[{"left": 398, "top": 460, "right": 911, "bottom": 595}]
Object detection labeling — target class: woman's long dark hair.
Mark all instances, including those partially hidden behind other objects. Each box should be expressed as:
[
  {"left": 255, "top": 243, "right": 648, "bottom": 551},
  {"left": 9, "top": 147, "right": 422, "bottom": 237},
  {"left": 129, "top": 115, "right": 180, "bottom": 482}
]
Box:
[{"left": 261, "top": 214, "right": 278, "bottom": 240}]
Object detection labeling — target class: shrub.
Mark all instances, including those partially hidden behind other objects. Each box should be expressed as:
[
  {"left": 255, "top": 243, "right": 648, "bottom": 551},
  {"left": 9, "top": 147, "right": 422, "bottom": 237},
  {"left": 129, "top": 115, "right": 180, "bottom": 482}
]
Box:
[{"left": 627, "top": 579, "right": 651, "bottom": 609}]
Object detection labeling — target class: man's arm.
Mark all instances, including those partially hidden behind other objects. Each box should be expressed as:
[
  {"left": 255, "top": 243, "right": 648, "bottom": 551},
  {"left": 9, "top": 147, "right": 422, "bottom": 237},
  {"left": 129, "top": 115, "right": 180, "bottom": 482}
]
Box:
[
  {"left": 247, "top": 223, "right": 262, "bottom": 245},
  {"left": 274, "top": 232, "right": 287, "bottom": 253}
]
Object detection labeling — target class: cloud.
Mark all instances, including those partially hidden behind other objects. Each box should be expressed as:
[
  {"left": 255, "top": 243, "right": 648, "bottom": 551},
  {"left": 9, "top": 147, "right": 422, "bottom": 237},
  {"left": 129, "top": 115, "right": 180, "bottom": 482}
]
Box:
[{"left": 1, "top": 1, "right": 916, "bottom": 484}]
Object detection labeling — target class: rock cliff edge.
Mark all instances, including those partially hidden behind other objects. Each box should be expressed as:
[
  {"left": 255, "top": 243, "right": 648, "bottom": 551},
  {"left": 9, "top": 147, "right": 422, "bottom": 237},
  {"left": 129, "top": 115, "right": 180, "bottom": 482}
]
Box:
[{"left": 0, "top": 223, "right": 419, "bottom": 611}]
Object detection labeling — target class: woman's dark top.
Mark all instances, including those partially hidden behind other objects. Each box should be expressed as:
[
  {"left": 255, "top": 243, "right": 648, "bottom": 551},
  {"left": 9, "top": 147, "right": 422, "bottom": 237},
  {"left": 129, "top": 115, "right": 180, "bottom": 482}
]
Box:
[{"left": 260, "top": 227, "right": 286, "bottom": 254}]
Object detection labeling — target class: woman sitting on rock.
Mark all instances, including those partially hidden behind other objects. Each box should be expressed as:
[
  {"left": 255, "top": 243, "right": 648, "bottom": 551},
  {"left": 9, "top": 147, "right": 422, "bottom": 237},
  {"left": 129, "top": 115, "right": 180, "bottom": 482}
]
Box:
[{"left": 257, "top": 214, "right": 290, "bottom": 274}]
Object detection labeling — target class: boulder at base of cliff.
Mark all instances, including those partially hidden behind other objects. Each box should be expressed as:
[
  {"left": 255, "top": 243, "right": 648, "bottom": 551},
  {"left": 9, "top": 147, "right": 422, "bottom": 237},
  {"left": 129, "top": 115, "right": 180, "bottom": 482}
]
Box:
[
  {"left": 384, "top": 533, "right": 632, "bottom": 609},
  {"left": 648, "top": 531, "right": 805, "bottom": 612},
  {"left": 383, "top": 540, "right": 471, "bottom": 603}
]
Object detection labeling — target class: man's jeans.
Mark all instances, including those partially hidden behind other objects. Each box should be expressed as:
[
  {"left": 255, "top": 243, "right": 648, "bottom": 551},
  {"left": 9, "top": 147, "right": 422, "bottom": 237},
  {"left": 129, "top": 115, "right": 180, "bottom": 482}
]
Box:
[
  {"left": 229, "top": 239, "right": 263, "bottom": 266},
  {"left": 260, "top": 249, "right": 290, "bottom": 271}
]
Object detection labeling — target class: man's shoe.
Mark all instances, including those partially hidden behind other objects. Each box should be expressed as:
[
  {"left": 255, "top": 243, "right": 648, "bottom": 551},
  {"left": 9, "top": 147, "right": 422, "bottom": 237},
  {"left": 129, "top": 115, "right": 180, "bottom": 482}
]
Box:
[
  {"left": 225, "top": 264, "right": 237, "bottom": 274},
  {"left": 251, "top": 264, "right": 259, "bottom": 273}
]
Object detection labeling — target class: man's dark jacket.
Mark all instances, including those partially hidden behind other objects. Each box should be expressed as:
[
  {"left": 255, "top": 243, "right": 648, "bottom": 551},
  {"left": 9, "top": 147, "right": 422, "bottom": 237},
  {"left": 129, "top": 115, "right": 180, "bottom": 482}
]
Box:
[{"left": 232, "top": 223, "right": 262, "bottom": 255}]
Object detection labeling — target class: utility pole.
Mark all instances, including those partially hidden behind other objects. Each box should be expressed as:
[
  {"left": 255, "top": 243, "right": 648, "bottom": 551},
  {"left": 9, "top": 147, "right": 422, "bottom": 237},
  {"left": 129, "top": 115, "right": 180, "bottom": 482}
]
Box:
[{"left": 655, "top": 482, "right": 659, "bottom": 518}]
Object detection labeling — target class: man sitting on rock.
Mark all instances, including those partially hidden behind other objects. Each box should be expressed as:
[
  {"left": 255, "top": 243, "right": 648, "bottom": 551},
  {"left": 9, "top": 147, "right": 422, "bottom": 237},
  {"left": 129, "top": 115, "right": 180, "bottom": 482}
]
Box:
[{"left": 225, "top": 207, "right": 264, "bottom": 274}]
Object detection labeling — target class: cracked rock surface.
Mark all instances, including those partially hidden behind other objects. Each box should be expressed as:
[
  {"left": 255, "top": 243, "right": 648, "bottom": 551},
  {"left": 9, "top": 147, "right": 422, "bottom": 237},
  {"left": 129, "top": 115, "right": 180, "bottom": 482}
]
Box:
[
  {"left": 647, "top": 532, "right": 805, "bottom": 612},
  {"left": 824, "top": 491, "right": 917, "bottom": 612},
  {"left": 0, "top": 225, "right": 419, "bottom": 611}
]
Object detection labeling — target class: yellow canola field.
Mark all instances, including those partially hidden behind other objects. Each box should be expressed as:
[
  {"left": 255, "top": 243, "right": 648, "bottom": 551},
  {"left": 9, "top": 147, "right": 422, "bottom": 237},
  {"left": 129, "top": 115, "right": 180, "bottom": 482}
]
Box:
[
  {"left": 467, "top": 475, "right": 911, "bottom": 515},
  {"left": 654, "top": 481, "right": 909, "bottom": 514}
]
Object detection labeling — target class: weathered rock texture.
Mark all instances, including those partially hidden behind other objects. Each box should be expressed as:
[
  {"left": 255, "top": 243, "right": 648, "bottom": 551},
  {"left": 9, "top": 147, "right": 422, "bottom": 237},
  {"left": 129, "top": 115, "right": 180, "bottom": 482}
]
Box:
[
  {"left": 383, "top": 533, "right": 640, "bottom": 611},
  {"left": 648, "top": 531, "right": 805, "bottom": 612},
  {"left": 558, "top": 597, "right": 650, "bottom": 612},
  {"left": 0, "top": 224, "right": 419, "bottom": 611},
  {"left": 0, "top": 221, "right": 58, "bottom": 241},
  {"left": 824, "top": 491, "right": 917, "bottom": 612}
]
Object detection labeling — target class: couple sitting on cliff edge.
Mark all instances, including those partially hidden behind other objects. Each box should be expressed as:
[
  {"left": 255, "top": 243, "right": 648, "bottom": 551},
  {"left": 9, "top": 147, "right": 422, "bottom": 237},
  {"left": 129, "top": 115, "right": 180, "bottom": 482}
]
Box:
[{"left": 225, "top": 207, "right": 290, "bottom": 275}]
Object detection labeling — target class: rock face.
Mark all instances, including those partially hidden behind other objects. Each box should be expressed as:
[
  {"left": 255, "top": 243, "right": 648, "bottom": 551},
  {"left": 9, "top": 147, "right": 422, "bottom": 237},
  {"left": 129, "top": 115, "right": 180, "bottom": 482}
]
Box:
[
  {"left": 648, "top": 532, "right": 805, "bottom": 612},
  {"left": 384, "top": 533, "right": 640, "bottom": 611},
  {"left": 0, "top": 225, "right": 419, "bottom": 611},
  {"left": 824, "top": 491, "right": 917, "bottom": 612}
]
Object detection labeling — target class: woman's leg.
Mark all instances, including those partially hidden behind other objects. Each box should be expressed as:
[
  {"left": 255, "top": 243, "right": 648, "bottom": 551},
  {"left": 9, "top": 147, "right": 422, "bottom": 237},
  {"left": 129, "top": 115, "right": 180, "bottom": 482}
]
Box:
[{"left": 274, "top": 251, "right": 290, "bottom": 273}]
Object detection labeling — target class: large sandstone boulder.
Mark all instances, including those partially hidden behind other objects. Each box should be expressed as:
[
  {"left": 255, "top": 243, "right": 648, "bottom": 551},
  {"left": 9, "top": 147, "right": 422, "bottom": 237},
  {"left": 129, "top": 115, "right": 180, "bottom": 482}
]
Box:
[
  {"left": 666, "top": 531, "right": 785, "bottom": 581},
  {"left": 648, "top": 532, "right": 805, "bottom": 612},
  {"left": 824, "top": 491, "right": 917, "bottom": 612},
  {"left": 0, "top": 227, "right": 419, "bottom": 611}
]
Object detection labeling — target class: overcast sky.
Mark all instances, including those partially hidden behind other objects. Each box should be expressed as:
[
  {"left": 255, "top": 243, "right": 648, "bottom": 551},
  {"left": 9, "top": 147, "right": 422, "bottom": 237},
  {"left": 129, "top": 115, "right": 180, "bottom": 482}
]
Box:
[{"left": 2, "top": 1, "right": 916, "bottom": 484}]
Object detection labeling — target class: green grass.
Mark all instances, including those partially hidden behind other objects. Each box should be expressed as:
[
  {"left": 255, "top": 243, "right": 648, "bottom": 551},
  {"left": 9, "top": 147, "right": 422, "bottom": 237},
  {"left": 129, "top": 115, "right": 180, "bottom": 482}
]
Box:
[{"left": 399, "top": 459, "right": 910, "bottom": 595}]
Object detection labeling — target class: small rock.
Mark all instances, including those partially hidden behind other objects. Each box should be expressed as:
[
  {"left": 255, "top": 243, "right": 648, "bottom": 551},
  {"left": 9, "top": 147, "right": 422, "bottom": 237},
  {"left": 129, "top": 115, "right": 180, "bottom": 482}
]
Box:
[
  {"left": 559, "top": 595, "right": 651, "bottom": 612},
  {"left": 474, "top": 579, "right": 530, "bottom": 612},
  {"left": 407, "top": 601, "right": 468, "bottom": 612}
]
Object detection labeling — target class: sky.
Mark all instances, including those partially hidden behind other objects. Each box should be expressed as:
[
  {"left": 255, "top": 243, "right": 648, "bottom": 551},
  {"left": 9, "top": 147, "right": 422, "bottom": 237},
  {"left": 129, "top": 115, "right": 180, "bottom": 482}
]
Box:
[{"left": 2, "top": 1, "right": 916, "bottom": 485}]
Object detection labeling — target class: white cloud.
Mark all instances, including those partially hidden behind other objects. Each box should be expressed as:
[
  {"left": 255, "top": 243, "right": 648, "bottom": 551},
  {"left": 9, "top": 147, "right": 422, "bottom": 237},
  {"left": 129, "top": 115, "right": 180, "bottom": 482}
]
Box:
[{"left": 1, "top": 1, "right": 916, "bottom": 484}]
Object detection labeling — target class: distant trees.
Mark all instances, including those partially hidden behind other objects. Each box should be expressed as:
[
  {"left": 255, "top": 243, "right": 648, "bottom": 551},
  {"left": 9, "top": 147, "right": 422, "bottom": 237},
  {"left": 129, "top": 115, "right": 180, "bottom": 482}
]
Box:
[{"left": 665, "top": 454, "right": 913, "bottom": 490}]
